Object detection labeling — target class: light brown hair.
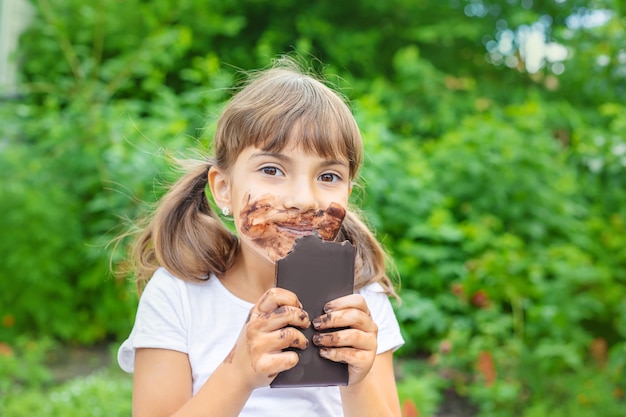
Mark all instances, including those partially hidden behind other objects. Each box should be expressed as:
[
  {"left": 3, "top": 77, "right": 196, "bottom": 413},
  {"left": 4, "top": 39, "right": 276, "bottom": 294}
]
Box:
[{"left": 123, "top": 58, "right": 397, "bottom": 297}]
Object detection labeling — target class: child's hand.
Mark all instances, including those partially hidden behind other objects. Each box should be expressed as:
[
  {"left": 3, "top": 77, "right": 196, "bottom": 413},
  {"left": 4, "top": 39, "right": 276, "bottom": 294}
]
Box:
[
  {"left": 310, "top": 294, "right": 378, "bottom": 385},
  {"left": 227, "top": 288, "right": 310, "bottom": 389}
]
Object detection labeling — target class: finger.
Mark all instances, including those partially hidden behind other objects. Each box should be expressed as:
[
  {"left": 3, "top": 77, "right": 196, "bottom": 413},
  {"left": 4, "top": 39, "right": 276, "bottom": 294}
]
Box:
[
  {"left": 247, "top": 305, "right": 310, "bottom": 332},
  {"left": 254, "top": 327, "right": 309, "bottom": 352},
  {"left": 312, "top": 329, "right": 376, "bottom": 351},
  {"left": 319, "top": 347, "right": 374, "bottom": 367},
  {"left": 323, "top": 294, "right": 370, "bottom": 316},
  {"left": 253, "top": 350, "right": 301, "bottom": 378},
  {"left": 312, "top": 309, "right": 377, "bottom": 333},
  {"left": 249, "top": 328, "right": 308, "bottom": 379},
  {"left": 256, "top": 288, "right": 302, "bottom": 314}
]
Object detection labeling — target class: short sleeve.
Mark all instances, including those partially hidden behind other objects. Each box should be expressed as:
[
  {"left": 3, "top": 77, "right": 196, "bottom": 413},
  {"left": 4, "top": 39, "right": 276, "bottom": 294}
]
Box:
[
  {"left": 359, "top": 283, "right": 405, "bottom": 354},
  {"left": 117, "top": 268, "right": 189, "bottom": 372}
]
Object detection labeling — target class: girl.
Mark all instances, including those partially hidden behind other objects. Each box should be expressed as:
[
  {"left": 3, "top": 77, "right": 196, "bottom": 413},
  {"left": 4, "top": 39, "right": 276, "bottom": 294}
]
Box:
[{"left": 117, "top": 58, "right": 404, "bottom": 417}]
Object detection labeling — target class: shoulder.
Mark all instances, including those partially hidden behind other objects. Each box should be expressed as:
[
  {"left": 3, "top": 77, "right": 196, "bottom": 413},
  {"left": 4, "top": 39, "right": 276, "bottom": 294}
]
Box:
[
  {"left": 118, "top": 268, "right": 193, "bottom": 372},
  {"left": 137, "top": 267, "right": 181, "bottom": 299},
  {"left": 357, "top": 281, "right": 392, "bottom": 307},
  {"left": 134, "top": 268, "right": 187, "bottom": 312},
  {"left": 134, "top": 268, "right": 192, "bottom": 322},
  {"left": 141, "top": 268, "right": 218, "bottom": 302},
  {"left": 357, "top": 282, "right": 396, "bottom": 323},
  {"left": 358, "top": 281, "right": 387, "bottom": 295},
  {"left": 143, "top": 267, "right": 185, "bottom": 292}
]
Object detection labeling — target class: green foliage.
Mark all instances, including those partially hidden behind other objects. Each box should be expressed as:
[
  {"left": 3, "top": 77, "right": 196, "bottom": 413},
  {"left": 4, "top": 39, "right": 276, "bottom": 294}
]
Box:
[
  {"left": 0, "top": 368, "right": 132, "bottom": 417},
  {"left": 0, "top": 337, "right": 55, "bottom": 396},
  {"left": 397, "top": 379, "right": 443, "bottom": 416},
  {"left": 0, "top": 341, "right": 131, "bottom": 416},
  {"left": 1, "top": 0, "right": 235, "bottom": 344},
  {"left": 354, "top": 43, "right": 625, "bottom": 414}
]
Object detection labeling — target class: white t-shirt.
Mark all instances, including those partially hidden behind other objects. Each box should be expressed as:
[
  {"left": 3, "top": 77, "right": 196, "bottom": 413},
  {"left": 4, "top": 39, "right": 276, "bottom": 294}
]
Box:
[{"left": 118, "top": 267, "right": 404, "bottom": 417}]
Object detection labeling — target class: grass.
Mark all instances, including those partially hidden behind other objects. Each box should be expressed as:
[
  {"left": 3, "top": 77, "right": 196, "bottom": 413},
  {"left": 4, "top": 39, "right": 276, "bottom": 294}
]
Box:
[
  {"left": 0, "top": 367, "right": 133, "bottom": 417},
  {"left": 0, "top": 342, "right": 133, "bottom": 417}
]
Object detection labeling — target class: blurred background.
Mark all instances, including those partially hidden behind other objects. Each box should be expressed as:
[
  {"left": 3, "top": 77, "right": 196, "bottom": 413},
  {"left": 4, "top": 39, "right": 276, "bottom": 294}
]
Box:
[{"left": 1, "top": 0, "right": 625, "bottom": 415}]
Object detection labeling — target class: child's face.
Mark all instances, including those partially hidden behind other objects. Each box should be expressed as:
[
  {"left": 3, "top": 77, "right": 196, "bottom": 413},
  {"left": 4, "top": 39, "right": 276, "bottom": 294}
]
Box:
[{"left": 217, "top": 144, "right": 352, "bottom": 264}]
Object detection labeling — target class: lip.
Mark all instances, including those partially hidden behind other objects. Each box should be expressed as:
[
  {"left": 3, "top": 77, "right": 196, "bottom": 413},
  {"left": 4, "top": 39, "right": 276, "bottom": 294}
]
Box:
[{"left": 275, "top": 224, "right": 317, "bottom": 237}]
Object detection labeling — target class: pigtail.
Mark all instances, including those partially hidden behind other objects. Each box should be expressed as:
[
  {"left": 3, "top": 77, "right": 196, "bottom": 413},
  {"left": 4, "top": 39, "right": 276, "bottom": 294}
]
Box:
[
  {"left": 129, "top": 160, "right": 237, "bottom": 288},
  {"left": 336, "top": 209, "right": 399, "bottom": 299}
]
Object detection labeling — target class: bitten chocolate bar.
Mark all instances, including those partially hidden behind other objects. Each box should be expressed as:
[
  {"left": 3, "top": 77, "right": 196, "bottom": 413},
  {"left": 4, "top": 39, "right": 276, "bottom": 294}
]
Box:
[{"left": 271, "top": 234, "right": 355, "bottom": 388}]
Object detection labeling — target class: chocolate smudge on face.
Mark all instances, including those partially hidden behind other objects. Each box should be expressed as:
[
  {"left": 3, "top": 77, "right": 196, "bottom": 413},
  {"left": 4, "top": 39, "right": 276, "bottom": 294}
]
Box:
[{"left": 238, "top": 193, "right": 346, "bottom": 262}]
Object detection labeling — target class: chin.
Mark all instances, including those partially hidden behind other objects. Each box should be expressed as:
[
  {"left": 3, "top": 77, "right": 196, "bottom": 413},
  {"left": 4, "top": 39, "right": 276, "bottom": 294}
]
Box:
[{"left": 261, "top": 234, "right": 299, "bottom": 263}]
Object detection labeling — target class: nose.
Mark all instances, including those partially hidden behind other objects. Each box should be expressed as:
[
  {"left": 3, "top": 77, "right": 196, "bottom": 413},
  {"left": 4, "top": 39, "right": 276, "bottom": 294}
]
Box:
[{"left": 283, "top": 176, "right": 319, "bottom": 212}]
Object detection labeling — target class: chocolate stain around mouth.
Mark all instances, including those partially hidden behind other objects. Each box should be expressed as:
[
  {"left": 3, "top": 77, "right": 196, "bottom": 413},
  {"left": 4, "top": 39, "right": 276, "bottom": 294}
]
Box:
[{"left": 238, "top": 193, "right": 347, "bottom": 261}]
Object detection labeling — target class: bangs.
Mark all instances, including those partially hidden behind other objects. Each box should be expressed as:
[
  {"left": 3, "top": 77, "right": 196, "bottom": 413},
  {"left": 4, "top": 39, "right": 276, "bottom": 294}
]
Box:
[
  {"left": 258, "top": 97, "right": 360, "bottom": 174},
  {"left": 214, "top": 68, "right": 363, "bottom": 179}
]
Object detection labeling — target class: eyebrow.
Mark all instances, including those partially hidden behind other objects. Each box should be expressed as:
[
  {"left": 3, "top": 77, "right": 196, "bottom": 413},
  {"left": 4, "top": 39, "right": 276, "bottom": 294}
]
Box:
[
  {"left": 249, "top": 151, "right": 348, "bottom": 168},
  {"left": 248, "top": 151, "right": 289, "bottom": 163}
]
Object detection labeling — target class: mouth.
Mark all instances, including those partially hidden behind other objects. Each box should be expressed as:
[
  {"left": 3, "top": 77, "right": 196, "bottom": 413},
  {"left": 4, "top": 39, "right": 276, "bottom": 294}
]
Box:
[
  {"left": 238, "top": 193, "right": 347, "bottom": 253},
  {"left": 275, "top": 224, "right": 317, "bottom": 237}
]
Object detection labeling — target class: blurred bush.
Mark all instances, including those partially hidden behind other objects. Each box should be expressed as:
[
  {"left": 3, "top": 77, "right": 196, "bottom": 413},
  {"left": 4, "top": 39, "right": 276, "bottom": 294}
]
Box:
[
  {"left": 355, "top": 48, "right": 626, "bottom": 414},
  {"left": 0, "top": 367, "right": 132, "bottom": 417}
]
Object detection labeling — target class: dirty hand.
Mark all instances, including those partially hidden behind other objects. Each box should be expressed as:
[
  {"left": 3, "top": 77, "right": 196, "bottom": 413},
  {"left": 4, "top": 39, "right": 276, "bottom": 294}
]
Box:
[
  {"left": 225, "top": 288, "right": 310, "bottom": 389},
  {"left": 311, "top": 294, "right": 378, "bottom": 385}
]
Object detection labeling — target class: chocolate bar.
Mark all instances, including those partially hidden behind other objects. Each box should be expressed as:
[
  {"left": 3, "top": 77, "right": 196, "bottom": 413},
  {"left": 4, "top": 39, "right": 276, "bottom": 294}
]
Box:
[{"left": 271, "top": 234, "right": 355, "bottom": 388}]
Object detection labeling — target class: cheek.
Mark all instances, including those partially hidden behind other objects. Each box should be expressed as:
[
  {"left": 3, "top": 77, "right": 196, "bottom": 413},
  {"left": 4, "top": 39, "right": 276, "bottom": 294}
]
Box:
[
  {"left": 236, "top": 193, "right": 280, "bottom": 238},
  {"left": 235, "top": 193, "right": 295, "bottom": 261},
  {"left": 243, "top": 231, "right": 295, "bottom": 263},
  {"left": 315, "top": 202, "right": 346, "bottom": 240}
]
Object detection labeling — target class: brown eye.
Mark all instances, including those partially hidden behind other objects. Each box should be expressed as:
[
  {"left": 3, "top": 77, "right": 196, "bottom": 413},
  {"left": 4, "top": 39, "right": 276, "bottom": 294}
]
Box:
[
  {"left": 319, "top": 173, "right": 340, "bottom": 183},
  {"left": 261, "top": 166, "right": 283, "bottom": 176}
]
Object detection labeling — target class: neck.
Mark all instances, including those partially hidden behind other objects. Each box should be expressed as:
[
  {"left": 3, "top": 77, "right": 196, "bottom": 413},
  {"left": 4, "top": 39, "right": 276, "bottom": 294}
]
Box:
[{"left": 219, "top": 246, "right": 276, "bottom": 303}]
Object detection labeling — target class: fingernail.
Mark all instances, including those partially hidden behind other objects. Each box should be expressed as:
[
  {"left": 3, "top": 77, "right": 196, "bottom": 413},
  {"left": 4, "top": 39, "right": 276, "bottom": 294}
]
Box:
[
  {"left": 312, "top": 334, "right": 322, "bottom": 345},
  {"left": 319, "top": 348, "right": 329, "bottom": 358},
  {"left": 312, "top": 317, "right": 321, "bottom": 328},
  {"left": 324, "top": 303, "right": 333, "bottom": 313},
  {"left": 295, "top": 338, "right": 309, "bottom": 348}
]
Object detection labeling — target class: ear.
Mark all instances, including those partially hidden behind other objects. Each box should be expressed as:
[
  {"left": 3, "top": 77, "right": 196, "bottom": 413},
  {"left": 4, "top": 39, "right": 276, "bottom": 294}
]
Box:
[{"left": 208, "top": 166, "right": 231, "bottom": 209}]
